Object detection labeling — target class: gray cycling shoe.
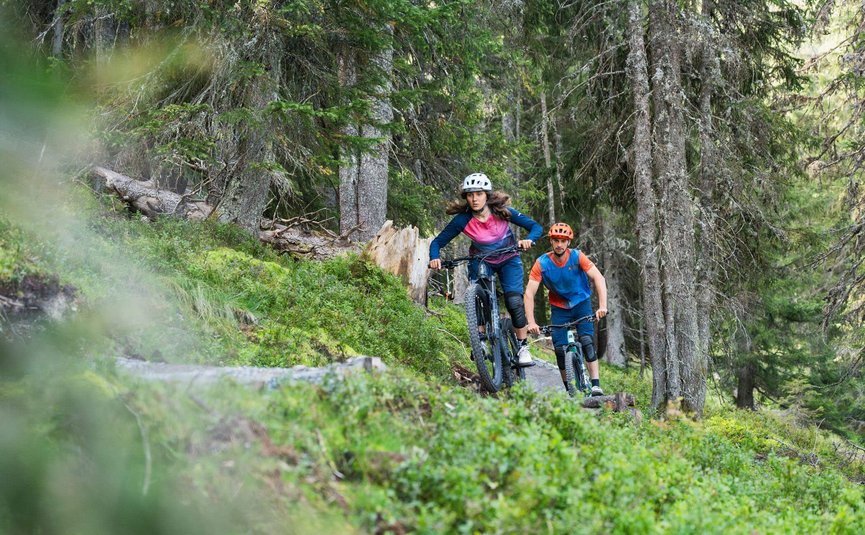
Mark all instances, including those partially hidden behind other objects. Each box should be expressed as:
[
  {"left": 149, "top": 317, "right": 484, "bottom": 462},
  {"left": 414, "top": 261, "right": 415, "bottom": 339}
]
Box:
[
  {"left": 517, "top": 344, "right": 535, "bottom": 367},
  {"left": 590, "top": 385, "right": 604, "bottom": 397}
]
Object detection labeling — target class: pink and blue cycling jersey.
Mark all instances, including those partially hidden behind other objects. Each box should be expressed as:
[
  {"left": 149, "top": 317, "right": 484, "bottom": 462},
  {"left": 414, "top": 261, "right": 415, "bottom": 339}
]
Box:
[{"left": 429, "top": 208, "right": 542, "bottom": 264}]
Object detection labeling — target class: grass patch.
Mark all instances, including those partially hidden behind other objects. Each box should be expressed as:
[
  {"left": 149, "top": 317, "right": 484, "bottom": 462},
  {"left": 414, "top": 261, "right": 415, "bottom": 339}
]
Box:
[{"left": 2, "top": 201, "right": 464, "bottom": 380}]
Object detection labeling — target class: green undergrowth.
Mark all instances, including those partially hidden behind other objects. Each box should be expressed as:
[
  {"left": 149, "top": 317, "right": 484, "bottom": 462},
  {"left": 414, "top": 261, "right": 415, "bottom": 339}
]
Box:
[
  {"left": 3, "top": 350, "right": 863, "bottom": 534},
  {"left": 166, "top": 373, "right": 865, "bottom": 533},
  {"left": 4, "top": 200, "right": 465, "bottom": 380},
  {"left": 0, "top": 220, "right": 38, "bottom": 282},
  {"left": 3, "top": 204, "right": 864, "bottom": 533}
]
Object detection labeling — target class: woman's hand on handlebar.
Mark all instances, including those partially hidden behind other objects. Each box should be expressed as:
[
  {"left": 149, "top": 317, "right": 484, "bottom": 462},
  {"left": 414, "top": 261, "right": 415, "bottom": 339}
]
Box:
[
  {"left": 428, "top": 258, "right": 442, "bottom": 270},
  {"left": 518, "top": 239, "right": 534, "bottom": 250}
]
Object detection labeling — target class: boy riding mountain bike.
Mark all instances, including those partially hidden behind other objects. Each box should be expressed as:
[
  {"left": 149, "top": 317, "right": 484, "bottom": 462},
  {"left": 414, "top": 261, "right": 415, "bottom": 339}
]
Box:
[
  {"left": 428, "top": 172, "right": 543, "bottom": 366},
  {"left": 525, "top": 222, "right": 608, "bottom": 395}
]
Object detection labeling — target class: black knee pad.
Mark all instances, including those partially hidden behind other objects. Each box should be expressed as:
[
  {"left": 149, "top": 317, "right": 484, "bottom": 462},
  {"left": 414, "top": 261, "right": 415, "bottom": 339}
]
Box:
[
  {"left": 580, "top": 334, "right": 597, "bottom": 362},
  {"left": 555, "top": 345, "right": 567, "bottom": 370},
  {"left": 504, "top": 292, "right": 527, "bottom": 329}
]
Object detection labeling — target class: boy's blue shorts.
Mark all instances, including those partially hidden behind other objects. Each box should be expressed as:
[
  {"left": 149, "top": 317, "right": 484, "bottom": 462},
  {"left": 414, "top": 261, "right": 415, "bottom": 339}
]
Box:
[{"left": 550, "top": 299, "right": 594, "bottom": 348}]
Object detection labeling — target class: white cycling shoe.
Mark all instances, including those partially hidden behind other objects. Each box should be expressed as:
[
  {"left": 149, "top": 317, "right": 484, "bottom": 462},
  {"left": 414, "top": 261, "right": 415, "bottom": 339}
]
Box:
[
  {"left": 590, "top": 385, "right": 605, "bottom": 397},
  {"left": 517, "top": 344, "right": 534, "bottom": 367}
]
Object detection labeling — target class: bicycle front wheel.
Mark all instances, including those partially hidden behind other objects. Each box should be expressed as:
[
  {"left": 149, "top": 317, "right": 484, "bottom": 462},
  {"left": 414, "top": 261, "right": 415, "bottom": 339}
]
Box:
[
  {"left": 565, "top": 346, "right": 592, "bottom": 397},
  {"left": 563, "top": 347, "right": 579, "bottom": 397},
  {"left": 464, "top": 283, "right": 503, "bottom": 393}
]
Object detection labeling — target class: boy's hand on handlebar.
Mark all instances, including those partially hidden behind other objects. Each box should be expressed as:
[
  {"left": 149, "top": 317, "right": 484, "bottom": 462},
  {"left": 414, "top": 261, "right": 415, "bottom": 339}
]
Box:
[
  {"left": 428, "top": 259, "right": 442, "bottom": 270},
  {"left": 595, "top": 308, "right": 608, "bottom": 320},
  {"left": 526, "top": 322, "right": 541, "bottom": 336},
  {"left": 518, "top": 239, "right": 533, "bottom": 250}
]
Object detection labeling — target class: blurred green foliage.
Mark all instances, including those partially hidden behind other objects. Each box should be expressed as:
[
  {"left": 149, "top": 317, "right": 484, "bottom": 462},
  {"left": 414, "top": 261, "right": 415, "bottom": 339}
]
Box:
[{"left": 2, "top": 1, "right": 865, "bottom": 533}]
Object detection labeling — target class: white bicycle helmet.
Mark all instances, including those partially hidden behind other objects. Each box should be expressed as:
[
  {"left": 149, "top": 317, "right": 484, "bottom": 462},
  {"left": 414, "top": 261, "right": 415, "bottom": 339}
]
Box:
[{"left": 461, "top": 172, "right": 492, "bottom": 193}]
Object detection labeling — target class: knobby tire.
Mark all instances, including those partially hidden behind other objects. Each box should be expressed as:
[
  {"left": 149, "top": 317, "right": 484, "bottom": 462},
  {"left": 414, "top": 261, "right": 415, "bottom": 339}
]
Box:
[
  {"left": 500, "top": 318, "right": 525, "bottom": 388},
  {"left": 563, "top": 347, "right": 578, "bottom": 397},
  {"left": 564, "top": 346, "right": 591, "bottom": 398},
  {"left": 464, "top": 283, "right": 502, "bottom": 392}
]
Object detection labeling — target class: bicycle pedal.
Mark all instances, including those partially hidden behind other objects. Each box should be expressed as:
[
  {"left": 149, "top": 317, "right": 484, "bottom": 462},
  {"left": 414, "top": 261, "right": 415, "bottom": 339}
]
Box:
[{"left": 516, "top": 361, "right": 536, "bottom": 368}]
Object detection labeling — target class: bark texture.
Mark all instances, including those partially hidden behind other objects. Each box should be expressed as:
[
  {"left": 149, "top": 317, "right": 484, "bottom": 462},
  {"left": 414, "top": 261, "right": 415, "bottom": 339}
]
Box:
[
  {"left": 696, "top": 0, "right": 721, "bottom": 392},
  {"left": 211, "top": 33, "right": 282, "bottom": 232},
  {"left": 540, "top": 91, "right": 557, "bottom": 225},
  {"left": 339, "top": 27, "right": 394, "bottom": 243},
  {"left": 650, "top": 0, "right": 705, "bottom": 415},
  {"left": 601, "top": 210, "right": 627, "bottom": 367},
  {"left": 626, "top": 0, "right": 668, "bottom": 411},
  {"left": 452, "top": 263, "right": 469, "bottom": 305},
  {"left": 52, "top": 0, "right": 65, "bottom": 57},
  {"left": 734, "top": 326, "right": 755, "bottom": 409},
  {"left": 93, "top": 166, "right": 213, "bottom": 219},
  {"left": 362, "top": 221, "right": 431, "bottom": 305}
]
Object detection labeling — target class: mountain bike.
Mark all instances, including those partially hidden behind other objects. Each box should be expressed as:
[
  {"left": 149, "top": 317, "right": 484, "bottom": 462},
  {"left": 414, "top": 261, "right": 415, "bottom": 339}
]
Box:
[
  {"left": 540, "top": 315, "right": 597, "bottom": 398},
  {"left": 441, "top": 246, "right": 526, "bottom": 392}
]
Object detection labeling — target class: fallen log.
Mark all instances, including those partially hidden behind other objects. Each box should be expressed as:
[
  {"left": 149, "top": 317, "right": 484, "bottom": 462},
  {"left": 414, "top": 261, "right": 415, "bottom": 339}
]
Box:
[
  {"left": 92, "top": 166, "right": 213, "bottom": 220},
  {"left": 581, "top": 392, "right": 642, "bottom": 423},
  {"left": 94, "top": 166, "right": 361, "bottom": 260},
  {"left": 581, "top": 392, "right": 636, "bottom": 409},
  {"left": 115, "top": 355, "right": 386, "bottom": 389}
]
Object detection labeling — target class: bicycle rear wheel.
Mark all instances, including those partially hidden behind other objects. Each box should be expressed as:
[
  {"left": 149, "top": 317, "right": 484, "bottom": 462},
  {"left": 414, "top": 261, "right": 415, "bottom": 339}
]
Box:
[
  {"left": 500, "top": 317, "right": 524, "bottom": 387},
  {"left": 464, "top": 283, "right": 502, "bottom": 392}
]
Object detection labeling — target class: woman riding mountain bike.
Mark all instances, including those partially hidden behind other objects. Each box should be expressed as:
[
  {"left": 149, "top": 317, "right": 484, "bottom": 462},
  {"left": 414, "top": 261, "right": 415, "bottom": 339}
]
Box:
[{"left": 428, "top": 172, "right": 543, "bottom": 366}]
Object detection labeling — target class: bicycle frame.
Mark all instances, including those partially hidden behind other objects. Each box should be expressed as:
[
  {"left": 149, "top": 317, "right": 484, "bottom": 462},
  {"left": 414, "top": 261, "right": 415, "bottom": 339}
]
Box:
[
  {"left": 440, "top": 246, "right": 523, "bottom": 392},
  {"left": 473, "top": 261, "right": 502, "bottom": 342},
  {"left": 541, "top": 315, "right": 596, "bottom": 398}
]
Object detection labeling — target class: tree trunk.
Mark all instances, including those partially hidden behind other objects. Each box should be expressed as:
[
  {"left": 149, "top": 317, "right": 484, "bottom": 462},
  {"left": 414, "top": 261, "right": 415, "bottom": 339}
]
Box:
[
  {"left": 52, "top": 0, "right": 65, "bottom": 57},
  {"left": 601, "top": 209, "right": 627, "bottom": 367},
  {"left": 540, "top": 91, "right": 556, "bottom": 225},
  {"left": 626, "top": 0, "right": 667, "bottom": 412},
  {"left": 93, "top": 6, "right": 114, "bottom": 64},
  {"left": 650, "top": 0, "right": 705, "bottom": 416},
  {"left": 339, "top": 26, "right": 394, "bottom": 243},
  {"left": 501, "top": 92, "right": 521, "bottom": 185},
  {"left": 208, "top": 33, "right": 282, "bottom": 233},
  {"left": 697, "top": 0, "right": 721, "bottom": 387},
  {"left": 553, "top": 120, "right": 566, "bottom": 216},
  {"left": 214, "top": 36, "right": 281, "bottom": 232},
  {"left": 735, "top": 363, "right": 756, "bottom": 410},
  {"left": 93, "top": 166, "right": 213, "bottom": 219},
  {"left": 735, "top": 330, "right": 755, "bottom": 409}
]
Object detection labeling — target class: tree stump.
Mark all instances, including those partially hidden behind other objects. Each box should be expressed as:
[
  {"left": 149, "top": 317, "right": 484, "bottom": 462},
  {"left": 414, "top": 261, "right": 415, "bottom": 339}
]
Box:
[{"left": 362, "top": 221, "right": 431, "bottom": 305}]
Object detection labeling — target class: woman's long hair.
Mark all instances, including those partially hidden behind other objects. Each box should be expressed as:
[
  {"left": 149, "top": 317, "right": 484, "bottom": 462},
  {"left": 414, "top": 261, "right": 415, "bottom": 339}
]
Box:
[{"left": 446, "top": 191, "right": 512, "bottom": 220}]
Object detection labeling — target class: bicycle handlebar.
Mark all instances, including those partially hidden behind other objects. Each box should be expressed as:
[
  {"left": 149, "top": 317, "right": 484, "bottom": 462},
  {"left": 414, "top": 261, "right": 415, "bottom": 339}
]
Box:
[
  {"left": 539, "top": 315, "right": 597, "bottom": 336},
  {"left": 439, "top": 245, "right": 521, "bottom": 270}
]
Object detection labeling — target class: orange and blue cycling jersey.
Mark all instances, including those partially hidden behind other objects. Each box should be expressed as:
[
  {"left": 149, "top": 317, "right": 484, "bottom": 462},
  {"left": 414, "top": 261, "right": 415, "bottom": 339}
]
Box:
[{"left": 529, "top": 248, "right": 594, "bottom": 309}]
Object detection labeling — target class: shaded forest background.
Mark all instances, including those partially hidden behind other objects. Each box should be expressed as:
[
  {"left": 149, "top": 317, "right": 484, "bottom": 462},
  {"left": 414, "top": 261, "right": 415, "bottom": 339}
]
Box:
[{"left": 4, "top": 0, "right": 864, "bottom": 436}]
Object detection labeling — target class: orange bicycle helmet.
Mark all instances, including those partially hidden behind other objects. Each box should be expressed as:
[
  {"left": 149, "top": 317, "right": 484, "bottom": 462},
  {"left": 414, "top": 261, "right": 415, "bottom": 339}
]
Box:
[{"left": 548, "top": 222, "right": 574, "bottom": 240}]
